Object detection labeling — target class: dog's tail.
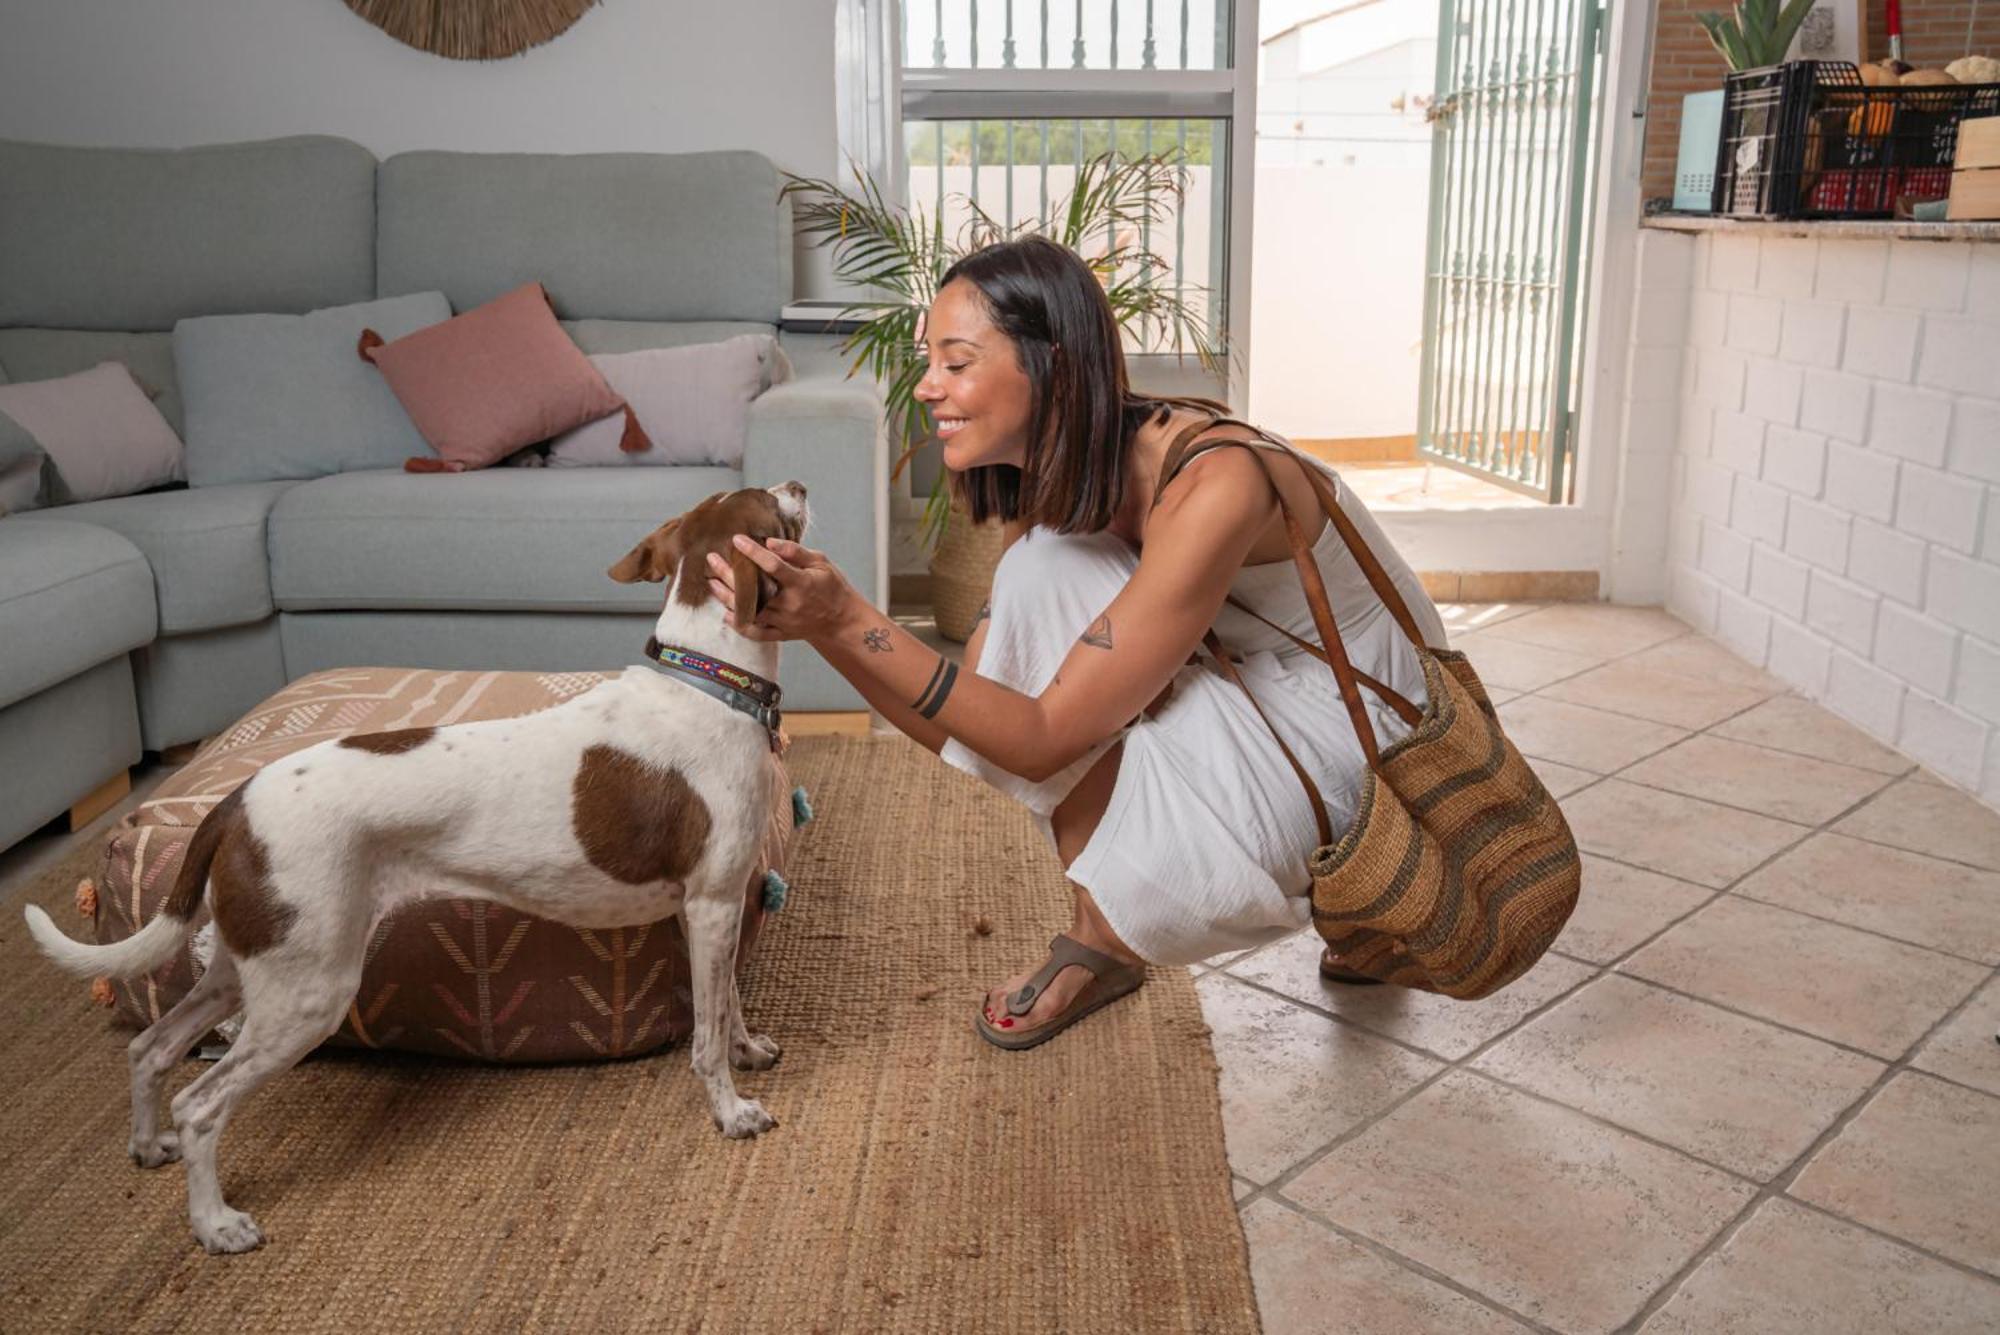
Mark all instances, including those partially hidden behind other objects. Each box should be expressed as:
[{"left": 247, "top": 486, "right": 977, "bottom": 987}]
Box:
[{"left": 23, "top": 786, "right": 245, "bottom": 980}]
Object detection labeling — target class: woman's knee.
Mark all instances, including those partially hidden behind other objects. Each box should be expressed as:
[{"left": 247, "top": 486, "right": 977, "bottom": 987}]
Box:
[{"left": 991, "top": 529, "right": 1137, "bottom": 628}]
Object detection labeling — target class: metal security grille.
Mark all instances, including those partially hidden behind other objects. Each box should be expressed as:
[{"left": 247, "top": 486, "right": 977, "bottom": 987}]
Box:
[{"left": 1417, "top": 0, "right": 1607, "bottom": 502}]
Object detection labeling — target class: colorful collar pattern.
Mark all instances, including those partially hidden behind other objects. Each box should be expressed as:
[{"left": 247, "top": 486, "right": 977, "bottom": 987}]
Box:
[{"left": 642, "top": 637, "right": 783, "bottom": 740}]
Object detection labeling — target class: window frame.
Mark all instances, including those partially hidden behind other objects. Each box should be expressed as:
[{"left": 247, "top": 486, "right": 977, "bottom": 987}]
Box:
[{"left": 835, "top": 0, "right": 1260, "bottom": 402}]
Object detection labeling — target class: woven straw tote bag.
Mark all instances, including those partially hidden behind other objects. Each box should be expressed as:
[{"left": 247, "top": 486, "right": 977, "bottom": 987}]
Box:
[{"left": 1159, "top": 417, "right": 1581, "bottom": 1000}]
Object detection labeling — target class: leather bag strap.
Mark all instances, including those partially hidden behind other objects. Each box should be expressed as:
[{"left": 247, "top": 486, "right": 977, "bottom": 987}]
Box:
[{"left": 1203, "top": 632, "right": 1334, "bottom": 849}]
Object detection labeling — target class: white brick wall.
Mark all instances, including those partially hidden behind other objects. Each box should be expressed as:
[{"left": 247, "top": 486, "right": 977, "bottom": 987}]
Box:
[{"left": 1651, "top": 230, "right": 2000, "bottom": 810}]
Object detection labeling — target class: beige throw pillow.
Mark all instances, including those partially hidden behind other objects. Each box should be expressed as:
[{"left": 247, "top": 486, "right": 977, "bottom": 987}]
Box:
[
  {"left": 0, "top": 361, "right": 184, "bottom": 505},
  {"left": 546, "top": 335, "right": 789, "bottom": 468}
]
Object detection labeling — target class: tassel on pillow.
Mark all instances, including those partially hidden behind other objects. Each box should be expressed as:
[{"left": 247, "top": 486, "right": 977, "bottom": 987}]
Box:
[{"left": 618, "top": 402, "right": 652, "bottom": 454}]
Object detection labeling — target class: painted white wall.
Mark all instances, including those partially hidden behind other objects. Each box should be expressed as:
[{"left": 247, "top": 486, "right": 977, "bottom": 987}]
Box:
[{"left": 0, "top": 1, "right": 837, "bottom": 173}]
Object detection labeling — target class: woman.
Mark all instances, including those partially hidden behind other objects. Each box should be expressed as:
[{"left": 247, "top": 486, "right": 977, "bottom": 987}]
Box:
[{"left": 708, "top": 235, "right": 1447, "bottom": 1050}]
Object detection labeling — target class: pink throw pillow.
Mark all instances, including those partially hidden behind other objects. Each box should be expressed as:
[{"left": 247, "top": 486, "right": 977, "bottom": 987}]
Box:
[{"left": 358, "top": 282, "right": 649, "bottom": 472}]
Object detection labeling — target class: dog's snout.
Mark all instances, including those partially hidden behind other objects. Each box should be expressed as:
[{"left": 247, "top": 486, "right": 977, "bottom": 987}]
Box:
[{"left": 777, "top": 480, "right": 807, "bottom": 498}]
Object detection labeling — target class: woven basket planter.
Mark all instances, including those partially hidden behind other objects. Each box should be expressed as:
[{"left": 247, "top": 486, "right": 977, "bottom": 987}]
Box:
[{"left": 929, "top": 513, "right": 1008, "bottom": 643}]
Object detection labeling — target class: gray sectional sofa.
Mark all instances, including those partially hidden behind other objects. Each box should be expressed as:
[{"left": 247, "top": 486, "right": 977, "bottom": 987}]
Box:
[{"left": 0, "top": 135, "right": 887, "bottom": 851}]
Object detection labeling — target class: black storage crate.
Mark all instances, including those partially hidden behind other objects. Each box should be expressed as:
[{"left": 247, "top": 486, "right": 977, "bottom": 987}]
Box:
[{"left": 1713, "top": 61, "right": 2000, "bottom": 219}]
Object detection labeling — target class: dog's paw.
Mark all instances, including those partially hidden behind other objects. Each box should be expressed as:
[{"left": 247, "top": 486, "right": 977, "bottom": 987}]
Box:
[
  {"left": 715, "top": 1099, "right": 777, "bottom": 1139},
  {"left": 730, "top": 1032, "right": 782, "bottom": 1071},
  {"left": 193, "top": 1208, "right": 265, "bottom": 1255},
  {"left": 130, "top": 1131, "right": 182, "bottom": 1168}
]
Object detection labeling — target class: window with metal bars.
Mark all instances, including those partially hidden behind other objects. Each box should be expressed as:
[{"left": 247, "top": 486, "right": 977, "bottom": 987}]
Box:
[{"left": 837, "top": 0, "right": 1254, "bottom": 354}]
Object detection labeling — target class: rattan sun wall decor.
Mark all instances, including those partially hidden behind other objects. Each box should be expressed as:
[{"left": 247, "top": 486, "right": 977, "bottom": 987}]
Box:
[{"left": 344, "top": 0, "right": 601, "bottom": 60}]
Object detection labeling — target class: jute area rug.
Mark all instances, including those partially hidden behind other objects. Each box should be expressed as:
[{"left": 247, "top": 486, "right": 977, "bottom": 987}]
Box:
[{"left": 0, "top": 735, "right": 1258, "bottom": 1332}]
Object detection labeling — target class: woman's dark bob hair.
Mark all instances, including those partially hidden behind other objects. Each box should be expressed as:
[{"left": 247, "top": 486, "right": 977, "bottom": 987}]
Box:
[{"left": 939, "top": 235, "right": 1221, "bottom": 535}]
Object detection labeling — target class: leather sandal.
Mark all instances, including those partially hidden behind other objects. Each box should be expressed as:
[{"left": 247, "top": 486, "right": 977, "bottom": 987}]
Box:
[
  {"left": 975, "top": 934, "right": 1146, "bottom": 1051},
  {"left": 1319, "top": 946, "right": 1387, "bottom": 986}
]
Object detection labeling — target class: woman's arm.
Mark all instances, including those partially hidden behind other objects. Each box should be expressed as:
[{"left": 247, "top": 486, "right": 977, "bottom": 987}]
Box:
[{"left": 713, "top": 451, "right": 1277, "bottom": 782}]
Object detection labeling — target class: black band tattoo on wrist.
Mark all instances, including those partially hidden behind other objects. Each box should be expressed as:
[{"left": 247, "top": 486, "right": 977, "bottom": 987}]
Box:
[
  {"left": 862, "top": 626, "right": 892, "bottom": 653},
  {"left": 912, "top": 658, "right": 959, "bottom": 720},
  {"left": 1080, "top": 613, "right": 1114, "bottom": 650}
]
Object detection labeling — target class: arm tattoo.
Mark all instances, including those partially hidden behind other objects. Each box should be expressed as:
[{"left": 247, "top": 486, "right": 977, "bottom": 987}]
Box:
[
  {"left": 1079, "top": 613, "right": 1114, "bottom": 650},
  {"left": 862, "top": 626, "right": 892, "bottom": 653},
  {"left": 912, "top": 657, "right": 960, "bottom": 720}
]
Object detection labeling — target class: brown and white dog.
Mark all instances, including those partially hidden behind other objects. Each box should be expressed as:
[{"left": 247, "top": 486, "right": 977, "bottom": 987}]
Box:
[{"left": 24, "top": 483, "right": 809, "bottom": 1254}]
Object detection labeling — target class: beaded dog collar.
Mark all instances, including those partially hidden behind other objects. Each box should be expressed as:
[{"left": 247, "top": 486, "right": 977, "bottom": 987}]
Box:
[{"left": 642, "top": 636, "right": 783, "bottom": 742}]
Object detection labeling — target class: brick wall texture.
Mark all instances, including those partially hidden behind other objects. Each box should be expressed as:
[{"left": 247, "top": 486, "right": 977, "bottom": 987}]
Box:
[
  {"left": 1643, "top": 1, "right": 2000, "bottom": 203},
  {"left": 1650, "top": 230, "right": 2000, "bottom": 803}
]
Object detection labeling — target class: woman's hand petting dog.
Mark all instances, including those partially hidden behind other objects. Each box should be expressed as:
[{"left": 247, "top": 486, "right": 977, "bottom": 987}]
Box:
[{"left": 707, "top": 537, "right": 861, "bottom": 645}]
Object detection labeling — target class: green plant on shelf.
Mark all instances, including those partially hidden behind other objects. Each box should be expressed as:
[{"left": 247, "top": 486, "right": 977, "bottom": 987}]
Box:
[{"left": 1696, "top": 0, "right": 1818, "bottom": 71}]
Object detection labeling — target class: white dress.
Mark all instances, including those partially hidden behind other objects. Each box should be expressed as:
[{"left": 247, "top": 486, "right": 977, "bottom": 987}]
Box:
[{"left": 940, "top": 454, "right": 1449, "bottom": 966}]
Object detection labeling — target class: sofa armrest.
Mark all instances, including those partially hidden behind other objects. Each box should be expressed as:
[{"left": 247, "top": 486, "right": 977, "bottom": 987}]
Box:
[{"left": 742, "top": 376, "right": 888, "bottom": 613}]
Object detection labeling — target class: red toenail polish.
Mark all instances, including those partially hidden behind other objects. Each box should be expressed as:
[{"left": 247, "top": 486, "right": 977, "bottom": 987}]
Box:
[{"left": 999, "top": 1018, "right": 1015, "bottom": 1028}]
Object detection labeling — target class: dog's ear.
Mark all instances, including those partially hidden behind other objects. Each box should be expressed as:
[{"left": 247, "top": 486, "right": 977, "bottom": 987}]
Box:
[
  {"left": 608, "top": 518, "right": 684, "bottom": 584},
  {"left": 728, "top": 542, "right": 777, "bottom": 623}
]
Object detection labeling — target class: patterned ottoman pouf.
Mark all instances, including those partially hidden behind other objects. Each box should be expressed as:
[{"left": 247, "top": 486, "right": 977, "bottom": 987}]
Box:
[{"left": 80, "top": 667, "right": 799, "bottom": 1063}]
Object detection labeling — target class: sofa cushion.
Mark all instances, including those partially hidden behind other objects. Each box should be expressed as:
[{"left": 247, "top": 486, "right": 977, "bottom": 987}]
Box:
[
  {"left": 0, "top": 518, "right": 156, "bottom": 710},
  {"left": 0, "top": 331, "right": 182, "bottom": 434},
  {"left": 26, "top": 482, "right": 295, "bottom": 634},
  {"left": 0, "top": 362, "right": 185, "bottom": 503},
  {"left": 0, "top": 136, "right": 377, "bottom": 331},
  {"left": 376, "top": 149, "right": 789, "bottom": 323},
  {"left": 361, "top": 282, "right": 635, "bottom": 471},
  {"left": 549, "top": 335, "right": 785, "bottom": 469},
  {"left": 563, "top": 320, "right": 778, "bottom": 355},
  {"left": 269, "top": 467, "right": 742, "bottom": 612},
  {"left": 175, "top": 292, "right": 451, "bottom": 486}
]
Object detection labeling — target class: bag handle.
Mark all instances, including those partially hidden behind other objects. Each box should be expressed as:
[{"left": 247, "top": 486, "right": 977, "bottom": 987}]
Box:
[
  {"left": 1222, "top": 593, "right": 1423, "bottom": 729},
  {"left": 1202, "top": 632, "right": 1334, "bottom": 850},
  {"left": 1158, "top": 415, "right": 1431, "bottom": 652},
  {"left": 1156, "top": 417, "right": 1411, "bottom": 769}
]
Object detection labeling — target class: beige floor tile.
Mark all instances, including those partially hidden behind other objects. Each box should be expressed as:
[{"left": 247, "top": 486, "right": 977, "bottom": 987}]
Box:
[
  {"left": 1911, "top": 976, "right": 2000, "bottom": 1098},
  {"left": 1621, "top": 735, "right": 1895, "bottom": 825},
  {"left": 1437, "top": 602, "right": 1542, "bottom": 635},
  {"left": 1241, "top": 1199, "right": 1534, "bottom": 1335},
  {"left": 1226, "top": 930, "right": 1595, "bottom": 1061},
  {"left": 1619, "top": 633, "right": 1787, "bottom": 693},
  {"left": 1834, "top": 778, "right": 2000, "bottom": 872},
  {"left": 1528, "top": 755, "right": 1599, "bottom": 799},
  {"left": 1561, "top": 780, "right": 1809, "bottom": 888},
  {"left": 1234, "top": 1176, "right": 1257, "bottom": 1203},
  {"left": 1622, "top": 897, "right": 1988, "bottom": 1058},
  {"left": 1451, "top": 632, "right": 1606, "bottom": 692},
  {"left": 1482, "top": 604, "right": 1692, "bottom": 661},
  {"left": 1641, "top": 1197, "right": 2000, "bottom": 1334},
  {"left": 1710, "top": 695, "right": 1913, "bottom": 775},
  {"left": 1539, "top": 660, "right": 1776, "bottom": 730},
  {"left": 1196, "top": 973, "right": 1441, "bottom": 1184},
  {"left": 1792, "top": 1072, "right": 2000, "bottom": 1277},
  {"left": 1287, "top": 1072, "right": 1755, "bottom": 1335},
  {"left": 1555, "top": 856, "right": 1715, "bottom": 964},
  {"left": 1496, "top": 697, "right": 1689, "bottom": 774},
  {"left": 1736, "top": 833, "right": 2000, "bottom": 963},
  {"left": 1474, "top": 975, "right": 1884, "bottom": 1179}
]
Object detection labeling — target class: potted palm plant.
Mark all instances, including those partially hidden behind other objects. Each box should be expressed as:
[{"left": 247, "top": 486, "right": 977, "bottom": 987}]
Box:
[{"left": 781, "top": 152, "right": 1225, "bottom": 640}]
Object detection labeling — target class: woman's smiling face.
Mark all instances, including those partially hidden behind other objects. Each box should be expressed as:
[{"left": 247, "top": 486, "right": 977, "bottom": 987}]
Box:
[{"left": 914, "top": 278, "right": 1036, "bottom": 473}]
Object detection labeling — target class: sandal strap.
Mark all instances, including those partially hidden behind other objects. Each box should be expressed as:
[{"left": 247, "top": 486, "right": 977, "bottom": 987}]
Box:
[{"left": 1006, "top": 933, "right": 1130, "bottom": 1018}]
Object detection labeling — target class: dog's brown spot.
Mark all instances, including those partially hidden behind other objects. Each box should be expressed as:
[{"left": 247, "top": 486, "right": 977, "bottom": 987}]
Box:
[
  {"left": 337, "top": 727, "right": 436, "bottom": 756},
  {"left": 206, "top": 794, "right": 297, "bottom": 957},
  {"left": 571, "top": 744, "right": 711, "bottom": 884}
]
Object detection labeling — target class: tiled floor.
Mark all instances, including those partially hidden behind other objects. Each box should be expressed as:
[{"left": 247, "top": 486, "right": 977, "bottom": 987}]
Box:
[
  {"left": 1210, "top": 602, "right": 2000, "bottom": 1333},
  {"left": 5, "top": 605, "right": 1998, "bottom": 1333}
]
